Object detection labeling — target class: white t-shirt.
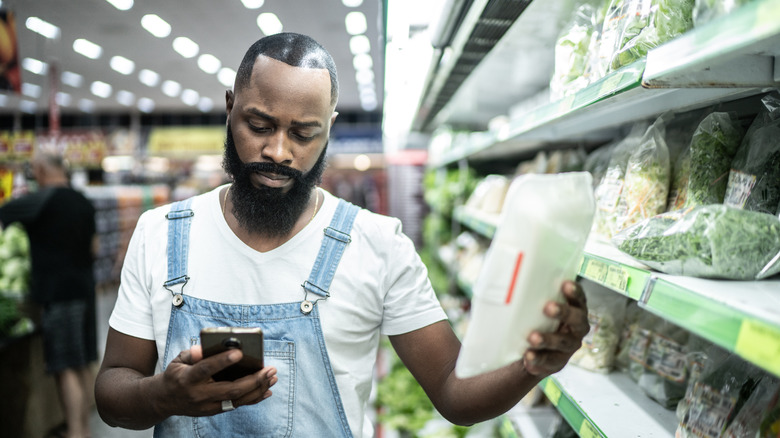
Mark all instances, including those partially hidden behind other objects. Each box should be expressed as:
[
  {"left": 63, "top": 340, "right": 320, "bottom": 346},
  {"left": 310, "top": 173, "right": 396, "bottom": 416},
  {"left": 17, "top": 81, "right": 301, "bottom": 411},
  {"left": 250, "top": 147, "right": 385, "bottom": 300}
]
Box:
[{"left": 109, "top": 185, "right": 447, "bottom": 437}]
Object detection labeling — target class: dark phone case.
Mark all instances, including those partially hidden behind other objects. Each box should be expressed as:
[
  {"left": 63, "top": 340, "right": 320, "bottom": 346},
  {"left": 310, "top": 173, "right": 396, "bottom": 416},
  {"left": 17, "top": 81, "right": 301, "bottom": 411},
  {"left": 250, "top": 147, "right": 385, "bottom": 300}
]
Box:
[{"left": 201, "top": 328, "right": 264, "bottom": 381}]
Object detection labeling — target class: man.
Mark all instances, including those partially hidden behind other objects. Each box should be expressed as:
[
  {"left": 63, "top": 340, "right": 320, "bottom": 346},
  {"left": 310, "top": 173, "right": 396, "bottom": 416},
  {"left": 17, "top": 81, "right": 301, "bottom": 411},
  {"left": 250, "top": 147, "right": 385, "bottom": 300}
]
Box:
[
  {"left": 0, "top": 154, "right": 98, "bottom": 438},
  {"left": 95, "top": 33, "right": 589, "bottom": 437}
]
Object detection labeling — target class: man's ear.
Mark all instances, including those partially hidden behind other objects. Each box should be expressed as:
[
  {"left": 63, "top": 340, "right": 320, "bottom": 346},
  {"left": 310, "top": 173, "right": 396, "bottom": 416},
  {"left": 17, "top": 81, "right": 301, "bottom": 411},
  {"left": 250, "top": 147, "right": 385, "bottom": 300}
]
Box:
[
  {"left": 225, "top": 90, "right": 235, "bottom": 117},
  {"left": 330, "top": 111, "right": 339, "bottom": 126}
]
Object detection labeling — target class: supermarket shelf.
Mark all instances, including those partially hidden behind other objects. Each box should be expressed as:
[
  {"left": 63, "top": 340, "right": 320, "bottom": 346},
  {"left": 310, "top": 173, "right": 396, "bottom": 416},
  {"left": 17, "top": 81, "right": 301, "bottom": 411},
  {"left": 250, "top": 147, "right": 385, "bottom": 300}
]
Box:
[
  {"left": 452, "top": 208, "right": 780, "bottom": 378},
  {"left": 429, "top": 0, "right": 780, "bottom": 168},
  {"left": 499, "top": 405, "right": 559, "bottom": 438},
  {"left": 540, "top": 366, "right": 678, "bottom": 437},
  {"left": 452, "top": 206, "right": 498, "bottom": 239}
]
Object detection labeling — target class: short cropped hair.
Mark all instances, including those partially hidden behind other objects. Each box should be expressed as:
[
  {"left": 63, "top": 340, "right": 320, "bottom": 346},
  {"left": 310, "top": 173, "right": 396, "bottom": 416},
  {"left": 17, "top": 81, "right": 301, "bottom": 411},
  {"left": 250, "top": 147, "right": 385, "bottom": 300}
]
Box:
[{"left": 234, "top": 32, "right": 338, "bottom": 107}]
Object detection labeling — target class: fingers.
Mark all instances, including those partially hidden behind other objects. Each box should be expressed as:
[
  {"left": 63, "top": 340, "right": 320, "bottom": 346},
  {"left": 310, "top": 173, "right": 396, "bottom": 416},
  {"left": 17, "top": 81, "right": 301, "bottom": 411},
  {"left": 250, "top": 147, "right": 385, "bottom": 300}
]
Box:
[
  {"left": 523, "top": 349, "right": 573, "bottom": 376},
  {"left": 213, "top": 367, "right": 278, "bottom": 414}
]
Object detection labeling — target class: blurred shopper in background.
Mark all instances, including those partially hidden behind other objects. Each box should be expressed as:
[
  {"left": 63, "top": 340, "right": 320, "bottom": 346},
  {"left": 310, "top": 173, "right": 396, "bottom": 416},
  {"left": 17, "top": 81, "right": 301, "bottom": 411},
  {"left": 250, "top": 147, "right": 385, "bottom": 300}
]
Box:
[{"left": 0, "top": 154, "right": 98, "bottom": 438}]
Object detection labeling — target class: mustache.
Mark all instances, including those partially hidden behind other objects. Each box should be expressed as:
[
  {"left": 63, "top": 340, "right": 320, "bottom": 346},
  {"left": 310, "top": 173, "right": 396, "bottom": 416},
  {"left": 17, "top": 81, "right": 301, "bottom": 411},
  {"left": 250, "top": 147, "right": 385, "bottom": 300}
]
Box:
[{"left": 242, "top": 161, "right": 303, "bottom": 180}]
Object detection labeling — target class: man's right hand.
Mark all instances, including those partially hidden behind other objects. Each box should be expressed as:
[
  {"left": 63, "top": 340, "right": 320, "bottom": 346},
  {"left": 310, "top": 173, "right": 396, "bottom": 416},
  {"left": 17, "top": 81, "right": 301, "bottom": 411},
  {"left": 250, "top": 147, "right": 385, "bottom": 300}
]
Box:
[{"left": 157, "top": 345, "right": 278, "bottom": 417}]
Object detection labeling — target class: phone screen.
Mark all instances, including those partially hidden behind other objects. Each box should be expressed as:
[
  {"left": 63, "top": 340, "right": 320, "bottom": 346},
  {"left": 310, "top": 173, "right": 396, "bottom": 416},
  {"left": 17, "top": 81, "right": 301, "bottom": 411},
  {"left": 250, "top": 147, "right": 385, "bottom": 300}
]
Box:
[{"left": 200, "top": 327, "right": 264, "bottom": 381}]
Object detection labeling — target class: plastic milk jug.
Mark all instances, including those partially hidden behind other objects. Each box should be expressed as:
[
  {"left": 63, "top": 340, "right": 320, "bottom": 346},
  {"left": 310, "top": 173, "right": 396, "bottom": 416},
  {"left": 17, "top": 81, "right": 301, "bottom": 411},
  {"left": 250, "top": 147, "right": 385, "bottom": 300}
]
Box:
[{"left": 455, "top": 172, "right": 596, "bottom": 378}]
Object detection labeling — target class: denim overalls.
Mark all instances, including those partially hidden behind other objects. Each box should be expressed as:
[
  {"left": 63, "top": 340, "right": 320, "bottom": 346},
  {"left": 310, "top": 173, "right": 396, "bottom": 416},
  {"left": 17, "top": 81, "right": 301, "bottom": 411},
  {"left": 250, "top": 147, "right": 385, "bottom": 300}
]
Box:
[{"left": 153, "top": 197, "right": 358, "bottom": 437}]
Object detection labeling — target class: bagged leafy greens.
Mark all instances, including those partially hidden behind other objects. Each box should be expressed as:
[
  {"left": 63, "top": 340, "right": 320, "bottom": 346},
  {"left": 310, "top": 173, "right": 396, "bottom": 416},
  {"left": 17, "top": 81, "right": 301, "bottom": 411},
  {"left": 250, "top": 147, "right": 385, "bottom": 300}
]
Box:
[
  {"left": 724, "top": 93, "right": 780, "bottom": 215},
  {"left": 681, "top": 112, "right": 744, "bottom": 207},
  {"left": 584, "top": 141, "right": 619, "bottom": 189},
  {"left": 692, "top": 0, "right": 752, "bottom": 27},
  {"left": 550, "top": 3, "right": 599, "bottom": 101},
  {"left": 618, "top": 115, "right": 671, "bottom": 231},
  {"left": 613, "top": 204, "right": 780, "bottom": 280},
  {"left": 723, "top": 375, "right": 780, "bottom": 438}
]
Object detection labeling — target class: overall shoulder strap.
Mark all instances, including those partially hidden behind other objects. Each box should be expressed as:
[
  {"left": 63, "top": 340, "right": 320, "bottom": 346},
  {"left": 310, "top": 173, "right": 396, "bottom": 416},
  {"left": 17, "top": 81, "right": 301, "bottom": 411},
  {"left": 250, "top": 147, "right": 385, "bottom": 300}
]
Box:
[
  {"left": 302, "top": 199, "right": 361, "bottom": 299},
  {"left": 163, "top": 198, "right": 194, "bottom": 304}
]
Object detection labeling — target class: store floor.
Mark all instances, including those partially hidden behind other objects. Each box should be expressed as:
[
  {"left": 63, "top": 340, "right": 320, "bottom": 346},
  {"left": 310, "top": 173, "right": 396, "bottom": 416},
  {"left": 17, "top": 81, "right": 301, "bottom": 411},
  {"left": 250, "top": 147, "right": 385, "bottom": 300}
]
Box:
[{"left": 91, "top": 287, "right": 153, "bottom": 438}]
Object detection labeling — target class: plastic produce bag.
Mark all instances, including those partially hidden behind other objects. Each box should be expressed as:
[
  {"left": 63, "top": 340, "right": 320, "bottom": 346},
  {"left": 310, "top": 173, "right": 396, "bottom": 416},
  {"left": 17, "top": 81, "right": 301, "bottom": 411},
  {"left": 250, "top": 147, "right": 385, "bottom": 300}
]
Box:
[
  {"left": 570, "top": 283, "right": 627, "bottom": 373},
  {"left": 584, "top": 141, "right": 617, "bottom": 189},
  {"left": 550, "top": 3, "right": 598, "bottom": 101},
  {"left": 676, "top": 355, "right": 763, "bottom": 438},
  {"left": 614, "top": 300, "right": 642, "bottom": 372},
  {"left": 723, "top": 376, "right": 780, "bottom": 438},
  {"left": 692, "top": 0, "right": 752, "bottom": 26},
  {"left": 455, "top": 172, "right": 596, "bottom": 378},
  {"left": 724, "top": 93, "right": 780, "bottom": 215},
  {"left": 592, "top": 123, "right": 648, "bottom": 240},
  {"left": 625, "top": 311, "right": 665, "bottom": 382},
  {"left": 614, "top": 204, "right": 780, "bottom": 279},
  {"left": 681, "top": 112, "right": 744, "bottom": 208},
  {"left": 464, "top": 174, "right": 510, "bottom": 215},
  {"left": 617, "top": 115, "right": 671, "bottom": 231},
  {"left": 637, "top": 320, "right": 690, "bottom": 408}
]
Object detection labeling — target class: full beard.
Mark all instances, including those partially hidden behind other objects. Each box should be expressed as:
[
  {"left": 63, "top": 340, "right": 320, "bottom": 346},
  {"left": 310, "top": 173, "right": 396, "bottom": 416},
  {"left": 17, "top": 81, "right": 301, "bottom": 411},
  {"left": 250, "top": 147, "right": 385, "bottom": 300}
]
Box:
[{"left": 222, "top": 124, "right": 328, "bottom": 237}]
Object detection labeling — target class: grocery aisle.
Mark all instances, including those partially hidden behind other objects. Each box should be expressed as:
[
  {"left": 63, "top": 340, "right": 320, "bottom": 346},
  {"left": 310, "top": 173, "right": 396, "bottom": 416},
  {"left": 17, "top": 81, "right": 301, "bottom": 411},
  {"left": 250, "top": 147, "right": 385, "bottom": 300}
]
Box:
[{"left": 90, "top": 287, "right": 153, "bottom": 438}]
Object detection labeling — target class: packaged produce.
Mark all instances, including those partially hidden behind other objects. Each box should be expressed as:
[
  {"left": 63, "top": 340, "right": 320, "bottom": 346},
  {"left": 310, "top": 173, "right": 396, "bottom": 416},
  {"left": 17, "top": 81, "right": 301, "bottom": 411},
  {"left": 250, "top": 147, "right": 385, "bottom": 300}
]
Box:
[
  {"left": 637, "top": 320, "right": 690, "bottom": 408},
  {"left": 570, "top": 283, "right": 627, "bottom": 373},
  {"left": 455, "top": 172, "right": 596, "bottom": 378},
  {"left": 618, "top": 115, "right": 671, "bottom": 231},
  {"left": 676, "top": 354, "right": 764, "bottom": 438},
  {"left": 464, "top": 174, "right": 510, "bottom": 215},
  {"left": 625, "top": 311, "right": 665, "bottom": 382},
  {"left": 0, "top": 222, "right": 31, "bottom": 298},
  {"left": 550, "top": 3, "right": 598, "bottom": 100},
  {"left": 613, "top": 205, "right": 780, "bottom": 280},
  {"left": 680, "top": 112, "right": 744, "bottom": 208},
  {"left": 668, "top": 144, "right": 692, "bottom": 211},
  {"left": 614, "top": 300, "right": 642, "bottom": 372},
  {"left": 692, "top": 0, "right": 752, "bottom": 26},
  {"left": 592, "top": 123, "right": 648, "bottom": 240},
  {"left": 723, "top": 376, "right": 779, "bottom": 438},
  {"left": 584, "top": 141, "right": 617, "bottom": 189},
  {"left": 724, "top": 93, "right": 780, "bottom": 215}
]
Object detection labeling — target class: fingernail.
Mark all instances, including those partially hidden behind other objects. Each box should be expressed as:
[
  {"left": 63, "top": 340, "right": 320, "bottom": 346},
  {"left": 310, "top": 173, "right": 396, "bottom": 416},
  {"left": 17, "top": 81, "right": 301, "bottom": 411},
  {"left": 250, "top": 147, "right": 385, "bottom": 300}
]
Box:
[
  {"left": 525, "top": 352, "right": 536, "bottom": 363},
  {"left": 529, "top": 332, "right": 542, "bottom": 347},
  {"left": 228, "top": 351, "right": 241, "bottom": 362},
  {"left": 549, "top": 303, "right": 561, "bottom": 317}
]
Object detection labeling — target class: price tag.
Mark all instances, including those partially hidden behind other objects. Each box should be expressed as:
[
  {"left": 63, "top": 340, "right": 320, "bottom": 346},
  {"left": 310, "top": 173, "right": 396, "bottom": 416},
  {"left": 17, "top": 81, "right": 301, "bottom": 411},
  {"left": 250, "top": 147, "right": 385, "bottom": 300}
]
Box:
[
  {"left": 605, "top": 265, "right": 629, "bottom": 292},
  {"left": 735, "top": 319, "right": 780, "bottom": 376},
  {"left": 544, "top": 379, "right": 562, "bottom": 406},
  {"left": 583, "top": 259, "right": 608, "bottom": 282},
  {"left": 579, "top": 420, "right": 601, "bottom": 438},
  {"left": 598, "top": 73, "right": 623, "bottom": 98}
]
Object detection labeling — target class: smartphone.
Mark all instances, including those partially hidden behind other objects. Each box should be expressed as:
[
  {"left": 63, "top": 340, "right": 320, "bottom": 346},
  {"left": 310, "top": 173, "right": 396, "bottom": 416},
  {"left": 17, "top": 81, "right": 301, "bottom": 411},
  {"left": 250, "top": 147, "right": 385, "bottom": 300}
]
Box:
[{"left": 200, "top": 327, "right": 264, "bottom": 381}]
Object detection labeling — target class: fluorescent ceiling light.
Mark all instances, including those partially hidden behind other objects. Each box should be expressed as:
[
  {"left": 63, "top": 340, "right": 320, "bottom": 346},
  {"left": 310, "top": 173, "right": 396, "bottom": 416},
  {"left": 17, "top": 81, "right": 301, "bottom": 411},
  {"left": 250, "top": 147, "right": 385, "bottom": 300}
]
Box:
[
  {"left": 110, "top": 56, "right": 135, "bottom": 75},
  {"left": 117, "top": 90, "right": 135, "bottom": 106},
  {"left": 342, "top": 0, "right": 363, "bottom": 6},
  {"left": 22, "top": 58, "right": 48, "bottom": 75},
  {"left": 22, "top": 83, "right": 42, "bottom": 98},
  {"left": 138, "top": 97, "right": 155, "bottom": 113},
  {"left": 173, "top": 37, "right": 199, "bottom": 58},
  {"left": 198, "top": 97, "right": 214, "bottom": 112},
  {"left": 197, "top": 54, "right": 221, "bottom": 74},
  {"left": 361, "top": 100, "right": 377, "bottom": 111},
  {"left": 73, "top": 38, "right": 103, "bottom": 59},
  {"left": 25, "top": 17, "right": 60, "bottom": 39},
  {"left": 241, "top": 0, "right": 264, "bottom": 8},
  {"left": 356, "top": 69, "right": 374, "bottom": 85},
  {"left": 79, "top": 99, "right": 95, "bottom": 113},
  {"left": 217, "top": 68, "right": 236, "bottom": 87},
  {"left": 139, "top": 69, "right": 160, "bottom": 87},
  {"left": 257, "top": 13, "right": 283, "bottom": 35},
  {"left": 141, "top": 14, "right": 171, "bottom": 38},
  {"left": 161, "top": 80, "right": 181, "bottom": 97},
  {"left": 56, "top": 92, "right": 72, "bottom": 106},
  {"left": 106, "top": 0, "right": 133, "bottom": 10},
  {"left": 62, "top": 71, "right": 84, "bottom": 88},
  {"left": 353, "top": 53, "right": 373, "bottom": 70},
  {"left": 345, "top": 11, "right": 367, "bottom": 35},
  {"left": 349, "top": 35, "right": 370, "bottom": 55},
  {"left": 181, "top": 89, "right": 199, "bottom": 106},
  {"left": 91, "top": 81, "right": 112, "bottom": 98},
  {"left": 360, "top": 88, "right": 376, "bottom": 100},
  {"left": 20, "top": 100, "right": 37, "bottom": 114}
]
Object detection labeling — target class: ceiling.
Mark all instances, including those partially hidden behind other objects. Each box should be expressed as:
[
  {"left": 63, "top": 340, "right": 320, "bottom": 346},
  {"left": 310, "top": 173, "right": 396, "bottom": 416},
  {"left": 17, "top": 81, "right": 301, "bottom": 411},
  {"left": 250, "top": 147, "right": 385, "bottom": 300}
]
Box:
[{"left": 0, "top": 0, "right": 384, "bottom": 117}]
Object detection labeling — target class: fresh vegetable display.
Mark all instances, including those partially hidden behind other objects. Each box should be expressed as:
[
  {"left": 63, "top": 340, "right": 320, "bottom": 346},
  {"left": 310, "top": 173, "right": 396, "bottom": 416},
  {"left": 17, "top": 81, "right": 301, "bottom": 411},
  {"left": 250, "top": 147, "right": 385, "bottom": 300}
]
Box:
[
  {"left": 637, "top": 320, "right": 690, "bottom": 409},
  {"left": 613, "top": 205, "right": 780, "bottom": 280},
  {"left": 550, "top": 3, "right": 598, "bottom": 100},
  {"left": 0, "top": 222, "right": 31, "bottom": 298},
  {"left": 681, "top": 112, "right": 744, "bottom": 208},
  {"left": 570, "top": 286, "right": 626, "bottom": 373},
  {"left": 692, "top": 0, "right": 752, "bottom": 26}
]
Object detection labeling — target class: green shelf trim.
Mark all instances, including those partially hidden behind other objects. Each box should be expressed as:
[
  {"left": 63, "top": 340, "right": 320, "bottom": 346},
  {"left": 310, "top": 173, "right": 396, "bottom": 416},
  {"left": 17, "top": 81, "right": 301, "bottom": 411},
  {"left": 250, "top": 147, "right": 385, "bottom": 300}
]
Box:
[
  {"left": 578, "top": 252, "right": 649, "bottom": 301},
  {"left": 498, "top": 416, "right": 519, "bottom": 438},
  {"left": 646, "top": 278, "right": 780, "bottom": 378},
  {"left": 644, "top": 0, "right": 780, "bottom": 83},
  {"left": 540, "top": 377, "right": 605, "bottom": 437},
  {"left": 453, "top": 206, "right": 497, "bottom": 239}
]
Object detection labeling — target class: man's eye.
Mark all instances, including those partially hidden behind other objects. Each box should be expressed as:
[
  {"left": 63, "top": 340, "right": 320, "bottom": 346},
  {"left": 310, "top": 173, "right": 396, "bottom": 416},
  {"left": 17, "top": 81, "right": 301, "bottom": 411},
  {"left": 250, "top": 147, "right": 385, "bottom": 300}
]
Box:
[
  {"left": 294, "top": 132, "right": 316, "bottom": 141},
  {"left": 249, "top": 124, "right": 270, "bottom": 133}
]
